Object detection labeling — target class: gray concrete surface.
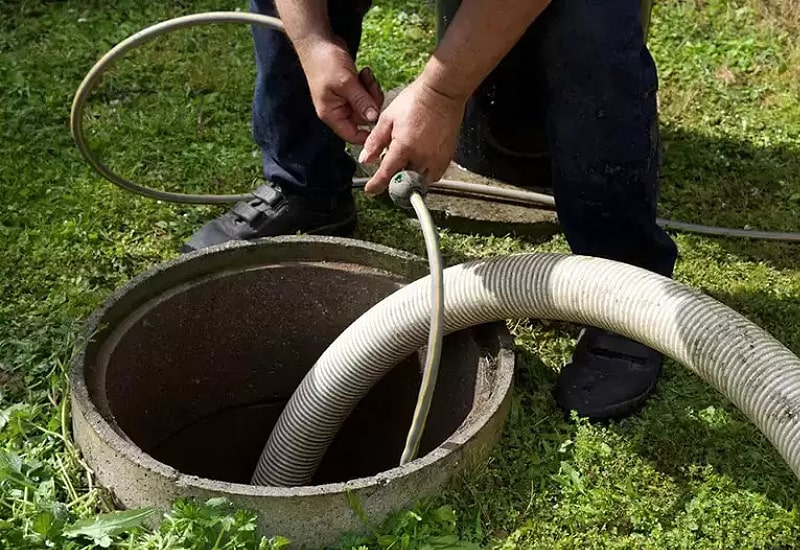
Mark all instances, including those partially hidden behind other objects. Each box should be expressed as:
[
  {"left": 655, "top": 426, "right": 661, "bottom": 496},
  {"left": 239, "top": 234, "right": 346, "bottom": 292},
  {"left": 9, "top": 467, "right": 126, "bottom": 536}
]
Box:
[{"left": 71, "top": 236, "right": 515, "bottom": 549}]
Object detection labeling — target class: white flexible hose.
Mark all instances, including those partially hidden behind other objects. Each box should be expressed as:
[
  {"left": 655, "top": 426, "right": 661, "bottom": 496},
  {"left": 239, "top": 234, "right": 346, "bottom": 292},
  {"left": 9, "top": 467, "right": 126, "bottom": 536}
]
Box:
[
  {"left": 68, "top": 10, "right": 800, "bottom": 494},
  {"left": 399, "top": 191, "right": 445, "bottom": 465},
  {"left": 70, "top": 11, "right": 800, "bottom": 243},
  {"left": 70, "top": 12, "right": 286, "bottom": 204},
  {"left": 251, "top": 253, "right": 800, "bottom": 486}
]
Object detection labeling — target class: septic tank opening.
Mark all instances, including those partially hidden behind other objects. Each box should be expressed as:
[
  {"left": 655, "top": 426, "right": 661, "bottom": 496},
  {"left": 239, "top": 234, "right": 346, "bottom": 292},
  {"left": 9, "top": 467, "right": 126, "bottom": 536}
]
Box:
[{"left": 91, "top": 261, "right": 484, "bottom": 485}]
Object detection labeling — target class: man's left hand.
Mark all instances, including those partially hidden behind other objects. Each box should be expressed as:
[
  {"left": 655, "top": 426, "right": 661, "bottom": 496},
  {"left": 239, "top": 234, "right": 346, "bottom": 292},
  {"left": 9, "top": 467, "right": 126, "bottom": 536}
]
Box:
[{"left": 358, "top": 78, "right": 467, "bottom": 196}]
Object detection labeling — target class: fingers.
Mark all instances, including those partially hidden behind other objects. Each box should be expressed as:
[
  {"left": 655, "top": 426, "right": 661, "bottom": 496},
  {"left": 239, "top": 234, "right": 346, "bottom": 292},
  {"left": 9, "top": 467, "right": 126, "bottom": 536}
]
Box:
[
  {"left": 315, "top": 90, "right": 371, "bottom": 144},
  {"left": 341, "top": 73, "right": 380, "bottom": 124},
  {"left": 364, "top": 142, "right": 409, "bottom": 196},
  {"left": 429, "top": 157, "right": 451, "bottom": 184},
  {"left": 326, "top": 117, "right": 370, "bottom": 145},
  {"left": 361, "top": 139, "right": 450, "bottom": 197},
  {"left": 349, "top": 71, "right": 383, "bottom": 127},
  {"left": 359, "top": 115, "right": 392, "bottom": 164},
  {"left": 342, "top": 68, "right": 383, "bottom": 128},
  {"left": 358, "top": 110, "right": 435, "bottom": 196},
  {"left": 359, "top": 67, "right": 384, "bottom": 112}
]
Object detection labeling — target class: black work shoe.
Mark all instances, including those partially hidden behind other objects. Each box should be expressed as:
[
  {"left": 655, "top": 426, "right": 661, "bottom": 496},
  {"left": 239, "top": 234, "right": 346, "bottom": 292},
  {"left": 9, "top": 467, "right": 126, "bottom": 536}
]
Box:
[
  {"left": 555, "top": 327, "right": 663, "bottom": 421},
  {"left": 181, "top": 183, "right": 356, "bottom": 253}
]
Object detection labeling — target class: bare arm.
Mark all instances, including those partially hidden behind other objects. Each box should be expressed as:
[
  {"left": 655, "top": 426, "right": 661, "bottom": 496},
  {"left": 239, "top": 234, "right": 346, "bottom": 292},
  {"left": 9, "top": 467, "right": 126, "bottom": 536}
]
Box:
[
  {"left": 271, "top": 0, "right": 383, "bottom": 142},
  {"left": 420, "top": 0, "right": 551, "bottom": 101},
  {"left": 361, "top": 0, "right": 551, "bottom": 193},
  {"left": 273, "top": 0, "right": 333, "bottom": 56},
  {"left": 273, "top": 0, "right": 549, "bottom": 96}
]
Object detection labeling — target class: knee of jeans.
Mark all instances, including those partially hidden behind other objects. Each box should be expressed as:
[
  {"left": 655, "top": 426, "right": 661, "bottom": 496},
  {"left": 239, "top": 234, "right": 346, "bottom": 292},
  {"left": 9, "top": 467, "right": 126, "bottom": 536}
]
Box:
[
  {"left": 353, "top": 0, "right": 373, "bottom": 17},
  {"left": 543, "top": 1, "right": 644, "bottom": 54},
  {"left": 540, "top": 2, "right": 654, "bottom": 93},
  {"left": 328, "top": 0, "right": 372, "bottom": 19},
  {"left": 250, "top": 0, "right": 277, "bottom": 16},
  {"left": 557, "top": 171, "right": 657, "bottom": 222}
]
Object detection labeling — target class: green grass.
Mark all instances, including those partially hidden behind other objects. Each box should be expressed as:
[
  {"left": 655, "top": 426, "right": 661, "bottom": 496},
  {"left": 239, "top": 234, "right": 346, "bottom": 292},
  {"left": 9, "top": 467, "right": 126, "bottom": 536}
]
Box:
[{"left": 2, "top": 0, "right": 800, "bottom": 548}]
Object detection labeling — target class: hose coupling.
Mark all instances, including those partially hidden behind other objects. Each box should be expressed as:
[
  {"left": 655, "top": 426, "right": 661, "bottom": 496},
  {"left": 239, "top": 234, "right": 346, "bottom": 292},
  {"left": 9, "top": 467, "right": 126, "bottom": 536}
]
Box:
[{"left": 388, "top": 171, "right": 428, "bottom": 210}]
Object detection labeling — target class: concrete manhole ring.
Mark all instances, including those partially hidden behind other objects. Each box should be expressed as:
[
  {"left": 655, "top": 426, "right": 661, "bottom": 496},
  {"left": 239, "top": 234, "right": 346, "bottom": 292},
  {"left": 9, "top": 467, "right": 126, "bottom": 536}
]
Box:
[{"left": 70, "top": 236, "right": 515, "bottom": 548}]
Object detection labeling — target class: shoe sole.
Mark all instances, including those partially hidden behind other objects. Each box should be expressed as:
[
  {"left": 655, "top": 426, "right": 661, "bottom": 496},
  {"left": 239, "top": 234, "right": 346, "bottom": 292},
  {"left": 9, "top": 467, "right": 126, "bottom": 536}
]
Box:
[
  {"left": 179, "top": 213, "right": 357, "bottom": 254},
  {"left": 554, "top": 366, "right": 661, "bottom": 422},
  {"left": 306, "top": 213, "right": 357, "bottom": 238}
]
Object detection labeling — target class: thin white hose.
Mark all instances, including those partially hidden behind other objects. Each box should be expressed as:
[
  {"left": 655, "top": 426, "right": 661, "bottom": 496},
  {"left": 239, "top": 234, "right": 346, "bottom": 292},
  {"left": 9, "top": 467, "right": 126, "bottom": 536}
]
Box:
[
  {"left": 70, "top": 11, "right": 800, "bottom": 243},
  {"left": 70, "top": 12, "right": 285, "bottom": 204},
  {"left": 251, "top": 253, "right": 800, "bottom": 486},
  {"left": 399, "top": 191, "right": 445, "bottom": 465},
  {"left": 68, "top": 10, "right": 800, "bottom": 493}
]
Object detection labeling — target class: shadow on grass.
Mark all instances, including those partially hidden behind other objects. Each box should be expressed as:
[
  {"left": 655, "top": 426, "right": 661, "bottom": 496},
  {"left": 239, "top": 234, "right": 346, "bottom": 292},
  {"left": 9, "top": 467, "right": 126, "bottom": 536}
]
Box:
[
  {"left": 618, "top": 359, "right": 800, "bottom": 510},
  {"left": 658, "top": 126, "right": 800, "bottom": 271},
  {"left": 584, "top": 283, "right": 800, "bottom": 520},
  {"left": 628, "top": 283, "right": 800, "bottom": 509},
  {"left": 441, "top": 261, "right": 800, "bottom": 542}
]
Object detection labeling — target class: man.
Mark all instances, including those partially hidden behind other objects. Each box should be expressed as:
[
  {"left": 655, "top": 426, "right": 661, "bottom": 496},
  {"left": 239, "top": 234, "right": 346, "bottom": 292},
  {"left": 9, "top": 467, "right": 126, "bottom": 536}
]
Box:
[{"left": 183, "top": 0, "right": 678, "bottom": 421}]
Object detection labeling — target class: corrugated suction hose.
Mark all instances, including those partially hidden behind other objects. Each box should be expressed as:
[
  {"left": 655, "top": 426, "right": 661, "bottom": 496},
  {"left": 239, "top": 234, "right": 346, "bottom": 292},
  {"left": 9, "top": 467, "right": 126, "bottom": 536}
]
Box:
[
  {"left": 252, "top": 251, "right": 800, "bottom": 486},
  {"left": 67, "top": 10, "right": 800, "bottom": 491}
]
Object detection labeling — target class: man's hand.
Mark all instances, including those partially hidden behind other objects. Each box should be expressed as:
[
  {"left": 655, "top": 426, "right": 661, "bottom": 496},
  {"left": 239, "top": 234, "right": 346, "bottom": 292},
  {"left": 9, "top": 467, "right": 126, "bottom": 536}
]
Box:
[
  {"left": 297, "top": 39, "right": 383, "bottom": 145},
  {"left": 358, "top": 78, "right": 467, "bottom": 196},
  {"left": 355, "top": 0, "right": 550, "bottom": 195}
]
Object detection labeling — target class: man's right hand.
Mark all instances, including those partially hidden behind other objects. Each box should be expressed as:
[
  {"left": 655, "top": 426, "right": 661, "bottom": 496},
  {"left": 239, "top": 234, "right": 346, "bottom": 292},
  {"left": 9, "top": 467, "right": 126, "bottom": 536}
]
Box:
[{"left": 296, "top": 39, "right": 383, "bottom": 145}]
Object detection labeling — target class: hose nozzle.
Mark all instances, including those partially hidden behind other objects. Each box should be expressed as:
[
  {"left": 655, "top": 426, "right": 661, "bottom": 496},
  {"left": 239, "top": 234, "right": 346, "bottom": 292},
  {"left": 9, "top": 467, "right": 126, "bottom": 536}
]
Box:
[{"left": 388, "top": 171, "right": 427, "bottom": 210}]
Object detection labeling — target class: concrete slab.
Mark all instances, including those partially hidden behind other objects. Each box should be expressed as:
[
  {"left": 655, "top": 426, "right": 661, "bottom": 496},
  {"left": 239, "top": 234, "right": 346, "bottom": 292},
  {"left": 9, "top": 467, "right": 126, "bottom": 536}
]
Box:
[{"left": 428, "top": 163, "right": 558, "bottom": 239}]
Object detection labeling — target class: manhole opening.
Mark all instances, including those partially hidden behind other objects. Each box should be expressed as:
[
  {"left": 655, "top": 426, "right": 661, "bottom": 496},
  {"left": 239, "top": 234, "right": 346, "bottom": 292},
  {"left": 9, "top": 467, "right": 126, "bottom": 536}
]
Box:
[{"left": 91, "top": 262, "right": 483, "bottom": 485}]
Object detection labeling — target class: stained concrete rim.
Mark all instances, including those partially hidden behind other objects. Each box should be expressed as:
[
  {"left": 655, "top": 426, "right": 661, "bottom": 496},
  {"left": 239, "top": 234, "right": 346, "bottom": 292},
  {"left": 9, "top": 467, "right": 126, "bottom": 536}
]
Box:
[{"left": 71, "top": 235, "right": 515, "bottom": 498}]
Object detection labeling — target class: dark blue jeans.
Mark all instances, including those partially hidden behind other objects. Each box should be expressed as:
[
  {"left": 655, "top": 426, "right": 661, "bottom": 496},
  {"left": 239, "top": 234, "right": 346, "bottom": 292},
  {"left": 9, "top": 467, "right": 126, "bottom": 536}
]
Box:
[{"left": 250, "top": 0, "right": 678, "bottom": 277}]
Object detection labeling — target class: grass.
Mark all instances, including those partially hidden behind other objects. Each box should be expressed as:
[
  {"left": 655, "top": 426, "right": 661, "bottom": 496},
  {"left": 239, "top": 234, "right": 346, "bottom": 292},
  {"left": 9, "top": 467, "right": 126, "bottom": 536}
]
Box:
[{"left": 2, "top": 0, "right": 800, "bottom": 547}]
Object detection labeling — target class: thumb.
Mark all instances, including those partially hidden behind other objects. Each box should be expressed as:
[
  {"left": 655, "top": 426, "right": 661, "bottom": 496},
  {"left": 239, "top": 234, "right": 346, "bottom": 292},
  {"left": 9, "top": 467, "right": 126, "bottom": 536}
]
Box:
[
  {"left": 341, "top": 76, "right": 379, "bottom": 123},
  {"left": 359, "top": 114, "right": 392, "bottom": 164}
]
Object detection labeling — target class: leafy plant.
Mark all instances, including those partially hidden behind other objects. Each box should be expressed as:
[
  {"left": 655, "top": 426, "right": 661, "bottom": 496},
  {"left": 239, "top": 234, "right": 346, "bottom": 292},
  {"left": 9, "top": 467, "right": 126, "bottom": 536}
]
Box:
[
  {"left": 63, "top": 508, "right": 159, "bottom": 547},
  {"left": 334, "top": 499, "right": 481, "bottom": 550},
  {"left": 1, "top": 0, "right": 800, "bottom": 548}
]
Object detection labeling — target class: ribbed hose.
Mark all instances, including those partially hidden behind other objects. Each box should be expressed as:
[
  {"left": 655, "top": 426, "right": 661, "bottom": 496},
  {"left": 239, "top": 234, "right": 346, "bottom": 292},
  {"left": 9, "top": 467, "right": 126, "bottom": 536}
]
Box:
[{"left": 251, "top": 253, "right": 800, "bottom": 486}]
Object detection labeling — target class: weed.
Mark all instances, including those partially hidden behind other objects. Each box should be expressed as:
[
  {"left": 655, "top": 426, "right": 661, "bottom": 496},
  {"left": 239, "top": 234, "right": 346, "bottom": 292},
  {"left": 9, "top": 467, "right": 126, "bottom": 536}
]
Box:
[{"left": 1, "top": 0, "right": 800, "bottom": 548}]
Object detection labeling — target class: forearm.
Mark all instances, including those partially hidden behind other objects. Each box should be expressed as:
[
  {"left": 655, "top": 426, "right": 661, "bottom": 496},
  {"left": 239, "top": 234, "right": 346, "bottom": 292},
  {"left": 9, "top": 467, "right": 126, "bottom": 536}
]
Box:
[
  {"left": 420, "top": 0, "right": 550, "bottom": 100},
  {"left": 273, "top": 0, "right": 333, "bottom": 54}
]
